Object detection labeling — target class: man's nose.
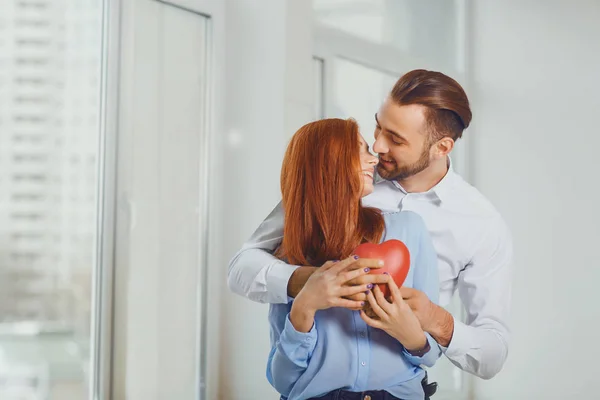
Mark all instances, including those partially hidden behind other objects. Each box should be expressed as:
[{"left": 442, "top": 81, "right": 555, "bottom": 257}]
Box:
[{"left": 373, "top": 135, "right": 387, "bottom": 154}]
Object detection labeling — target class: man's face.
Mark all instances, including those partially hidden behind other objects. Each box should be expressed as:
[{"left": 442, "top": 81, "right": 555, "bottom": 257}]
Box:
[{"left": 373, "top": 98, "right": 433, "bottom": 181}]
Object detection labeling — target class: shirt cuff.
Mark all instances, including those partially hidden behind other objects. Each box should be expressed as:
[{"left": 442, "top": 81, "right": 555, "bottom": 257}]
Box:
[
  {"left": 441, "top": 317, "right": 475, "bottom": 358},
  {"left": 402, "top": 333, "right": 437, "bottom": 366},
  {"left": 281, "top": 314, "right": 317, "bottom": 346},
  {"left": 266, "top": 260, "right": 301, "bottom": 304}
]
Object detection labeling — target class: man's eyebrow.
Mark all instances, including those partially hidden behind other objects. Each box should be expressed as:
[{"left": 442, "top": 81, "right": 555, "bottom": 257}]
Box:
[{"left": 375, "top": 113, "right": 407, "bottom": 141}]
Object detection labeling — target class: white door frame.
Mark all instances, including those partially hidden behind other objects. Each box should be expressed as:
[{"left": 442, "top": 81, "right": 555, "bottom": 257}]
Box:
[{"left": 101, "top": 0, "right": 225, "bottom": 399}]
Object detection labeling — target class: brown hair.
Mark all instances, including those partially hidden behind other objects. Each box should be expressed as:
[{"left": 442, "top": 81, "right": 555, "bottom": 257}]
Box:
[
  {"left": 390, "top": 69, "right": 472, "bottom": 142},
  {"left": 276, "top": 118, "right": 384, "bottom": 266}
]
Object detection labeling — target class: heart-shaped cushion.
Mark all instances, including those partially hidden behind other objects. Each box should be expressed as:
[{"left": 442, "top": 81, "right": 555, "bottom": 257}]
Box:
[{"left": 353, "top": 239, "right": 410, "bottom": 297}]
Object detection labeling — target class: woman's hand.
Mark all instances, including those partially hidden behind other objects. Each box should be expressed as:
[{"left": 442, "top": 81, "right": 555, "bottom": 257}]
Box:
[
  {"left": 290, "top": 256, "right": 382, "bottom": 332},
  {"left": 359, "top": 276, "right": 427, "bottom": 351}
]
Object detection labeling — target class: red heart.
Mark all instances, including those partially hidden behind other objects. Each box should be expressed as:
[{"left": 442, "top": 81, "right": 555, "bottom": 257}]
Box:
[{"left": 353, "top": 239, "right": 410, "bottom": 297}]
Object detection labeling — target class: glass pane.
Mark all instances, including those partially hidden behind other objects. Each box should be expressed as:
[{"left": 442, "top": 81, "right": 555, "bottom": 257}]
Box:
[
  {"left": 314, "top": 0, "right": 460, "bottom": 71},
  {"left": 154, "top": 5, "right": 209, "bottom": 398},
  {"left": 0, "top": 1, "right": 104, "bottom": 399},
  {"left": 331, "top": 58, "right": 398, "bottom": 146},
  {"left": 313, "top": 57, "right": 325, "bottom": 119}
]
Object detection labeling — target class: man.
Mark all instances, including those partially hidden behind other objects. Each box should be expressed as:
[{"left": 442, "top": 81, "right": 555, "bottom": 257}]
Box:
[{"left": 228, "top": 70, "right": 512, "bottom": 383}]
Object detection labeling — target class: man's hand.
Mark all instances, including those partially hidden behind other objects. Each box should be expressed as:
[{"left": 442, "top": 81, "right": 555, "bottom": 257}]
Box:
[
  {"left": 359, "top": 277, "right": 427, "bottom": 351},
  {"left": 400, "top": 287, "right": 454, "bottom": 347}
]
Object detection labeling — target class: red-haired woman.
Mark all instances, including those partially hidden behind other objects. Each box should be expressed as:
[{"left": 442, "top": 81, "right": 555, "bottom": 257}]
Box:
[{"left": 267, "top": 118, "right": 440, "bottom": 400}]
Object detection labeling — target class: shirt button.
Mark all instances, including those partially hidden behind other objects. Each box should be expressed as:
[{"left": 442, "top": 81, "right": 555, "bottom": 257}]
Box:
[
  {"left": 361, "top": 361, "right": 366, "bottom": 366},
  {"left": 360, "top": 332, "right": 366, "bottom": 338}
]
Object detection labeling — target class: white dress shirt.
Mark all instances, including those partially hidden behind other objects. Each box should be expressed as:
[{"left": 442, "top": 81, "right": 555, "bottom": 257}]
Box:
[{"left": 227, "top": 161, "right": 513, "bottom": 380}]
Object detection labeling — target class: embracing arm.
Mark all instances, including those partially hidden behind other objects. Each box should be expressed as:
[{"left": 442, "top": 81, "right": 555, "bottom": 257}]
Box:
[
  {"left": 441, "top": 216, "right": 513, "bottom": 379},
  {"left": 227, "top": 202, "right": 315, "bottom": 303}
]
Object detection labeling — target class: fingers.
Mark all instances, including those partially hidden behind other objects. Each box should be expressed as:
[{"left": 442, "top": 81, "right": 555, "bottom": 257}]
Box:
[
  {"left": 337, "top": 265, "right": 375, "bottom": 285},
  {"left": 330, "top": 257, "right": 383, "bottom": 274},
  {"left": 386, "top": 275, "right": 402, "bottom": 300},
  {"left": 360, "top": 310, "right": 384, "bottom": 329},
  {"left": 345, "top": 272, "right": 390, "bottom": 287},
  {"left": 399, "top": 286, "right": 417, "bottom": 299},
  {"left": 321, "top": 257, "right": 349, "bottom": 271},
  {"left": 344, "top": 292, "right": 367, "bottom": 302},
  {"left": 333, "top": 298, "right": 365, "bottom": 309},
  {"left": 339, "top": 283, "right": 372, "bottom": 298},
  {"left": 366, "top": 289, "right": 388, "bottom": 320},
  {"left": 373, "top": 285, "right": 393, "bottom": 314},
  {"left": 319, "top": 260, "right": 337, "bottom": 270}
]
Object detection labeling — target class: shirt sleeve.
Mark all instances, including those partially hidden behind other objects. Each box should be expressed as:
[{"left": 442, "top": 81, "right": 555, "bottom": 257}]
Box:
[
  {"left": 402, "top": 333, "right": 441, "bottom": 368},
  {"left": 442, "top": 216, "right": 513, "bottom": 379},
  {"left": 266, "top": 304, "right": 318, "bottom": 396},
  {"left": 227, "top": 202, "right": 299, "bottom": 304}
]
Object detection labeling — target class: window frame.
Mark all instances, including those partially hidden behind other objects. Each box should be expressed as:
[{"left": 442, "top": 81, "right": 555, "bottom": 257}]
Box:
[{"left": 95, "top": 0, "right": 224, "bottom": 399}]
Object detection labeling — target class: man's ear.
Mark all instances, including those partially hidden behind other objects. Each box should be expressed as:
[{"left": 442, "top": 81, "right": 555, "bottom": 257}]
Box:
[{"left": 432, "top": 137, "right": 454, "bottom": 159}]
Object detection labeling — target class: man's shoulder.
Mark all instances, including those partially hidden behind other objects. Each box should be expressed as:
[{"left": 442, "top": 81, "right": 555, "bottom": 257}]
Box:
[{"left": 446, "top": 173, "right": 504, "bottom": 221}]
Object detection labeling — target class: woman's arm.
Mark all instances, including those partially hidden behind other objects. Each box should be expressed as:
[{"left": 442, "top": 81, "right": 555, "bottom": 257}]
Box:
[
  {"left": 267, "top": 257, "right": 374, "bottom": 395},
  {"left": 266, "top": 304, "right": 318, "bottom": 396}
]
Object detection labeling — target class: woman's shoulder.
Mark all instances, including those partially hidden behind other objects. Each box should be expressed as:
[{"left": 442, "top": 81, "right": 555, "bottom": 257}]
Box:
[{"left": 381, "top": 211, "right": 428, "bottom": 240}]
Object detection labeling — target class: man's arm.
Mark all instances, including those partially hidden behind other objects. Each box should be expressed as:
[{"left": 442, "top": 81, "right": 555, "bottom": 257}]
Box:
[
  {"left": 227, "top": 202, "right": 304, "bottom": 304},
  {"left": 441, "top": 216, "right": 513, "bottom": 379},
  {"left": 227, "top": 201, "right": 388, "bottom": 304}
]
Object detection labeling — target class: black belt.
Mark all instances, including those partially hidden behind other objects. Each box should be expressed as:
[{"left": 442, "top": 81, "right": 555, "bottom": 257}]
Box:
[
  {"left": 281, "top": 373, "right": 438, "bottom": 400},
  {"left": 422, "top": 372, "right": 438, "bottom": 399}
]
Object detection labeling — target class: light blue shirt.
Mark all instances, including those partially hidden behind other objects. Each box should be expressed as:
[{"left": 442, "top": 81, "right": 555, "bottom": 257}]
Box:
[{"left": 266, "top": 211, "right": 441, "bottom": 400}]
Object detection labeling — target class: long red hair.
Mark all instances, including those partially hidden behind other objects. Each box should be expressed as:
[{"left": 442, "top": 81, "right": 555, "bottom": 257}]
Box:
[{"left": 276, "top": 118, "right": 384, "bottom": 266}]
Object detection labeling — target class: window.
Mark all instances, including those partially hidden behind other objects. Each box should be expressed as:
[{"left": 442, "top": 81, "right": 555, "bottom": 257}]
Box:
[
  {"left": 0, "top": 1, "right": 105, "bottom": 399},
  {"left": 331, "top": 58, "right": 398, "bottom": 146},
  {"left": 313, "top": 57, "right": 325, "bottom": 119},
  {"left": 314, "top": 0, "right": 462, "bottom": 72}
]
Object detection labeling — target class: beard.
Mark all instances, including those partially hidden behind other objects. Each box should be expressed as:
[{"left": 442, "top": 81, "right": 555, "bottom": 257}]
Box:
[{"left": 376, "top": 144, "right": 432, "bottom": 181}]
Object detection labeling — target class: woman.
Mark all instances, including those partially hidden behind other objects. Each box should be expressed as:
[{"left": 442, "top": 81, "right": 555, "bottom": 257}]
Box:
[{"left": 267, "top": 118, "right": 440, "bottom": 400}]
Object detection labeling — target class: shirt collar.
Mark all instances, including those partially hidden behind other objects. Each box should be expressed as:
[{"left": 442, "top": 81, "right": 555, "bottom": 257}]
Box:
[{"left": 375, "top": 156, "right": 456, "bottom": 204}]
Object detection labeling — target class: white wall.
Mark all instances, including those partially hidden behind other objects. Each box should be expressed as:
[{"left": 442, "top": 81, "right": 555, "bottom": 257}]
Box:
[
  {"left": 218, "top": 0, "right": 313, "bottom": 399},
  {"left": 470, "top": 1, "right": 600, "bottom": 399}
]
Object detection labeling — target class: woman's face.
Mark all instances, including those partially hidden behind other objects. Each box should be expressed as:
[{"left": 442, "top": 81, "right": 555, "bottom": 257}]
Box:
[{"left": 358, "top": 133, "right": 378, "bottom": 197}]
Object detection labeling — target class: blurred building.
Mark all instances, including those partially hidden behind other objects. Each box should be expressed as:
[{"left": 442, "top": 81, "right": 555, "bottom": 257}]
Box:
[{"left": 0, "top": 0, "right": 101, "bottom": 398}]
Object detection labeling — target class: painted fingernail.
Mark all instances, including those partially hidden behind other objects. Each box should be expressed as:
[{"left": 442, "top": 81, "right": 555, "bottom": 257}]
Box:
[
  {"left": 333, "top": 259, "right": 339, "bottom": 262},
  {"left": 367, "top": 283, "right": 374, "bottom": 289},
  {"left": 383, "top": 272, "right": 389, "bottom": 275},
  {"left": 364, "top": 268, "right": 370, "bottom": 272},
  {"left": 361, "top": 302, "right": 365, "bottom": 306},
  {"left": 353, "top": 255, "right": 359, "bottom": 260}
]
